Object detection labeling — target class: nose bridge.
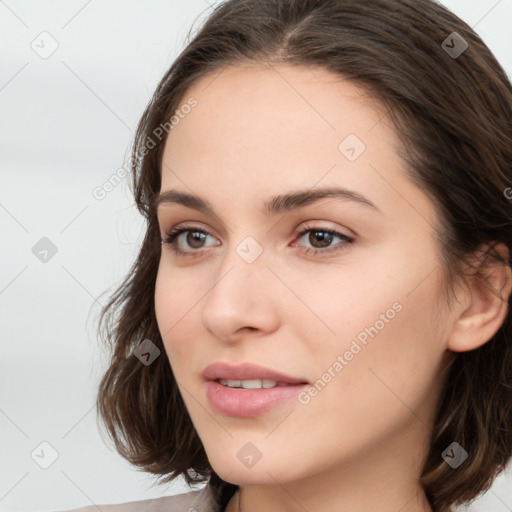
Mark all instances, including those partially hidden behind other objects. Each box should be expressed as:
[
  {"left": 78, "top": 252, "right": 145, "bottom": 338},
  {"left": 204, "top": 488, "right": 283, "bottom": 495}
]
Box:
[
  {"left": 206, "top": 235, "right": 269, "bottom": 310},
  {"left": 200, "top": 235, "right": 280, "bottom": 338}
]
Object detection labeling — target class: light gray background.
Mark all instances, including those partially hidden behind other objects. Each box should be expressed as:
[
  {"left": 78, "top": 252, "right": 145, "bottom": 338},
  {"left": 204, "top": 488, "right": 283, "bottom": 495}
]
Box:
[{"left": 1, "top": 1, "right": 512, "bottom": 511}]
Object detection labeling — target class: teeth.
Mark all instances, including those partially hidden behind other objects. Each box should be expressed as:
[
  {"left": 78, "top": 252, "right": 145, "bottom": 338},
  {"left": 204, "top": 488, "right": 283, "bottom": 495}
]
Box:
[
  {"left": 218, "top": 378, "right": 280, "bottom": 389},
  {"left": 242, "top": 379, "right": 263, "bottom": 389}
]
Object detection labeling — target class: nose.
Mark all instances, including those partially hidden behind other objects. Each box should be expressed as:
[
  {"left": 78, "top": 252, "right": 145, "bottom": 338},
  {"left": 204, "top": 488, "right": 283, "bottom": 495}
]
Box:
[{"left": 200, "top": 244, "right": 281, "bottom": 343}]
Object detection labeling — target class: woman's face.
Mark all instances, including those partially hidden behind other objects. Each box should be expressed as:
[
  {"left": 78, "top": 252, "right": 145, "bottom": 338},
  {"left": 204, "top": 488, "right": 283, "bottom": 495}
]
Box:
[{"left": 154, "top": 63, "right": 456, "bottom": 491}]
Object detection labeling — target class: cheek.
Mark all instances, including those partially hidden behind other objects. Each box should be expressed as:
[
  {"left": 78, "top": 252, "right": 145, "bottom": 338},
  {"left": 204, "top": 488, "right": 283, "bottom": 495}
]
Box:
[
  {"left": 316, "top": 273, "right": 446, "bottom": 425},
  {"left": 154, "top": 264, "right": 197, "bottom": 364},
  {"left": 289, "top": 287, "right": 447, "bottom": 465},
  {"left": 298, "top": 242, "right": 447, "bottom": 393},
  {"left": 277, "top": 249, "right": 406, "bottom": 347}
]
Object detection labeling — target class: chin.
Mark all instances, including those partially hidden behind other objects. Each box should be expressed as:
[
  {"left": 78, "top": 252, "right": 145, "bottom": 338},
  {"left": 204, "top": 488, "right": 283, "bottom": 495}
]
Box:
[
  {"left": 205, "top": 447, "right": 304, "bottom": 486},
  {"left": 212, "top": 465, "right": 288, "bottom": 486}
]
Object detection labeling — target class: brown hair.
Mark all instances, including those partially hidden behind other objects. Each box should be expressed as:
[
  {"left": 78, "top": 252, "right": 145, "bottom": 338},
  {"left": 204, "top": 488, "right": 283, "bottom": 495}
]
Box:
[{"left": 95, "top": 1, "right": 512, "bottom": 511}]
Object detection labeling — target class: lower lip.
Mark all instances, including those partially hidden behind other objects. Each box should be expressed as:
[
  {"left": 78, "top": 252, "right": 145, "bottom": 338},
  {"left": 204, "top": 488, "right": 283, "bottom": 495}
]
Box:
[{"left": 205, "top": 380, "right": 309, "bottom": 417}]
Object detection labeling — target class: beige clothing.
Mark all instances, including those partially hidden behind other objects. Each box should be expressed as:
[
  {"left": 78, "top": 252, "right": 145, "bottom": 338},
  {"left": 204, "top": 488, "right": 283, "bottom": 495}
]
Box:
[
  {"left": 56, "top": 485, "right": 458, "bottom": 512},
  {"left": 57, "top": 486, "right": 225, "bottom": 512}
]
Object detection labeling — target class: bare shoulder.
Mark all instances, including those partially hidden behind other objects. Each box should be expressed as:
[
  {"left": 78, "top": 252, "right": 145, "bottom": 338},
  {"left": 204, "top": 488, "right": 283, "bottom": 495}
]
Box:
[{"left": 55, "top": 487, "right": 216, "bottom": 512}]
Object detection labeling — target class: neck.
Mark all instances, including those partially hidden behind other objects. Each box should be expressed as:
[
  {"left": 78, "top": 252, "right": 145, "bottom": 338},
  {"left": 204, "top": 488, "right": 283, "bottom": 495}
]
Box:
[{"left": 234, "top": 483, "right": 433, "bottom": 512}]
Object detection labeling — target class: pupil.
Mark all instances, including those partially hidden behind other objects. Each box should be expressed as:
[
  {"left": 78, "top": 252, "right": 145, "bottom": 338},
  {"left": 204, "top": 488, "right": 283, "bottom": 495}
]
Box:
[
  {"left": 310, "top": 231, "right": 332, "bottom": 248},
  {"left": 188, "top": 231, "right": 206, "bottom": 249}
]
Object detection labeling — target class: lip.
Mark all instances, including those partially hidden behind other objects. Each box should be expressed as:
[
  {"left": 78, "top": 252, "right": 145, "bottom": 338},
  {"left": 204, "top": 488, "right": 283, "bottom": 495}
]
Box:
[
  {"left": 202, "top": 362, "right": 308, "bottom": 385},
  {"left": 202, "top": 362, "right": 309, "bottom": 418}
]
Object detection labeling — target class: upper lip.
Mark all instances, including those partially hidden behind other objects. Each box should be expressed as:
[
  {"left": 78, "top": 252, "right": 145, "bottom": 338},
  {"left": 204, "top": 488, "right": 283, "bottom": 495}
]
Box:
[{"left": 202, "top": 362, "right": 309, "bottom": 384}]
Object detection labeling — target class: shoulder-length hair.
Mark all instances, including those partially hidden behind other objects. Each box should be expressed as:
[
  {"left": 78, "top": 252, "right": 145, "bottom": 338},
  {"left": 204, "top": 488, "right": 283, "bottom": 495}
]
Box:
[{"left": 95, "top": 1, "right": 512, "bottom": 511}]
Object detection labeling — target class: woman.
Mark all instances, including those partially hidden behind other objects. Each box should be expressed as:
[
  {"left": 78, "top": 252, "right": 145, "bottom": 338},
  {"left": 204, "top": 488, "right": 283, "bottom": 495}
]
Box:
[{"left": 61, "top": 0, "right": 512, "bottom": 511}]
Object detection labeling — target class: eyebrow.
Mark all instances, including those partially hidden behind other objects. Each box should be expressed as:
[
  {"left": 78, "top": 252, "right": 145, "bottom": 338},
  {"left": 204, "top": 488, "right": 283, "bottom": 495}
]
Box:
[{"left": 153, "top": 186, "right": 382, "bottom": 217}]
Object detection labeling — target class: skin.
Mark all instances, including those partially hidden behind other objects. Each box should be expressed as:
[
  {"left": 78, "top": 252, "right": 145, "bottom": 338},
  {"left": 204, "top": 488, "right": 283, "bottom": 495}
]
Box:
[{"left": 154, "top": 63, "right": 511, "bottom": 512}]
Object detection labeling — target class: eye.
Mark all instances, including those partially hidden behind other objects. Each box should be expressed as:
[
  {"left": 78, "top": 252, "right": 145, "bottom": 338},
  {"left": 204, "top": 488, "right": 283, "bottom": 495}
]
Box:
[
  {"left": 161, "top": 225, "right": 219, "bottom": 256},
  {"left": 293, "top": 226, "right": 354, "bottom": 256}
]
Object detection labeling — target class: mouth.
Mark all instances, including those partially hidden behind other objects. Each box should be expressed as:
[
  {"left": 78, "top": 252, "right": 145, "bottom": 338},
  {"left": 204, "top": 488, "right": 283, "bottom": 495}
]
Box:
[
  {"left": 202, "top": 361, "right": 309, "bottom": 385},
  {"left": 216, "top": 378, "right": 299, "bottom": 389},
  {"left": 202, "top": 362, "right": 310, "bottom": 417}
]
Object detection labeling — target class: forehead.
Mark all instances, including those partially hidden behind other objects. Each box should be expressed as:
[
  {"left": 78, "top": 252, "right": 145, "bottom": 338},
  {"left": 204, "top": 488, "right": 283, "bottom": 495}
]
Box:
[
  {"left": 159, "top": 63, "right": 435, "bottom": 228},
  {"left": 163, "top": 62, "right": 393, "bottom": 164}
]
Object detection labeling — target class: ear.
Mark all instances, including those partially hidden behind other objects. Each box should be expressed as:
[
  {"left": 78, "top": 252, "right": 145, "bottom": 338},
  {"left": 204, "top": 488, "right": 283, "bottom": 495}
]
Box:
[{"left": 447, "top": 242, "right": 512, "bottom": 353}]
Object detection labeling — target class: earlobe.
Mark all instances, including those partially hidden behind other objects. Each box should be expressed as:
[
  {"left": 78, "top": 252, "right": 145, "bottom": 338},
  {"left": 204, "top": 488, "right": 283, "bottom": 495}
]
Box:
[{"left": 447, "top": 242, "right": 512, "bottom": 353}]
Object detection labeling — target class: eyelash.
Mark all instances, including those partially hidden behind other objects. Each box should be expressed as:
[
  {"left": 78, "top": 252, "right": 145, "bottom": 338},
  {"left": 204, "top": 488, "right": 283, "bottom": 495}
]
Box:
[{"left": 160, "top": 224, "right": 354, "bottom": 258}]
